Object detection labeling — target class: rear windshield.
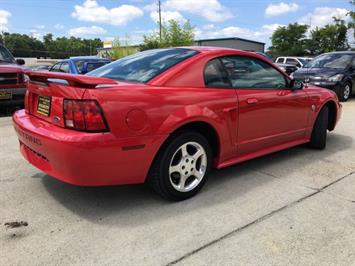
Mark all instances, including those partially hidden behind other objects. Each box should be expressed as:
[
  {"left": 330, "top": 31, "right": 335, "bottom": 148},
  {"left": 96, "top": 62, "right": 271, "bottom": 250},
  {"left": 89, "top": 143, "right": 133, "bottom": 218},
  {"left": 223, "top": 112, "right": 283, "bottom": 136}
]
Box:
[{"left": 87, "top": 48, "right": 199, "bottom": 83}]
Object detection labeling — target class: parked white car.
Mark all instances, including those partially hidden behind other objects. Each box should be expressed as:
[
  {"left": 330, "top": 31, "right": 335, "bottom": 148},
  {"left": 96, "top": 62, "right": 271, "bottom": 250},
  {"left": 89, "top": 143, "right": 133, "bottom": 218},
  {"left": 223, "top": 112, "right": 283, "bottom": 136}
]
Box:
[{"left": 275, "top": 57, "right": 312, "bottom": 68}]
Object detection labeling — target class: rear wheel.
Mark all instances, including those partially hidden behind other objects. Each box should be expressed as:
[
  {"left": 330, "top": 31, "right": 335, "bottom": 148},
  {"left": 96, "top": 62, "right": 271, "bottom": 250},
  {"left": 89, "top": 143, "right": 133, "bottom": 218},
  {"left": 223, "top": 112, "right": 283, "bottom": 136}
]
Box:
[
  {"left": 308, "top": 106, "right": 329, "bottom": 150},
  {"left": 338, "top": 82, "right": 351, "bottom": 102},
  {"left": 148, "top": 131, "right": 212, "bottom": 201}
]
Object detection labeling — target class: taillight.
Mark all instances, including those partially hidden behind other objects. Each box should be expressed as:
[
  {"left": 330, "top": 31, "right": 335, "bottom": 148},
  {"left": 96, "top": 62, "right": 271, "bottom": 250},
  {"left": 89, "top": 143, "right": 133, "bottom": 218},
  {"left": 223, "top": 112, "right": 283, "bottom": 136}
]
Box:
[{"left": 63, "top": 100, "right": 108, "bottom": 132}]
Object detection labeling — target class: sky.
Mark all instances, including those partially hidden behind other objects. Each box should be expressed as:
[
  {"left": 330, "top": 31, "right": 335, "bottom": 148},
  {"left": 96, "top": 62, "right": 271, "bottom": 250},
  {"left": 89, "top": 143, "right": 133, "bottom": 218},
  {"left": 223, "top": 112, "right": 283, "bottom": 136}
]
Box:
[{"left": 0, "top": 0, "right": 353, "bottom": 47}]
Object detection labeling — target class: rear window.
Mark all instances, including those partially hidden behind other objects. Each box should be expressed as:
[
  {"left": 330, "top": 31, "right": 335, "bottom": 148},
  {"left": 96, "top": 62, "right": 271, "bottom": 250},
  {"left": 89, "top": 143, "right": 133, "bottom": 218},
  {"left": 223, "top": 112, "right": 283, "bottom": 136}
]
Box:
[
  {"left": 276, "top": 58, "right": 284, "bottom": 63},
  {"left": 87, "top": 48, "right": 199, "bottom": 83}
]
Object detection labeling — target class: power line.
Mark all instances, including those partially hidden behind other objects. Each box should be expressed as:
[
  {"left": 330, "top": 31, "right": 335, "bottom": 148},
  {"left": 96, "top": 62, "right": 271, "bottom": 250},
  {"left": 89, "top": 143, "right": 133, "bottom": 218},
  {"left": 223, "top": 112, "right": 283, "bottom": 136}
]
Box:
[{"left": 158, "top": 0, "right": 162, "bottom": 42}]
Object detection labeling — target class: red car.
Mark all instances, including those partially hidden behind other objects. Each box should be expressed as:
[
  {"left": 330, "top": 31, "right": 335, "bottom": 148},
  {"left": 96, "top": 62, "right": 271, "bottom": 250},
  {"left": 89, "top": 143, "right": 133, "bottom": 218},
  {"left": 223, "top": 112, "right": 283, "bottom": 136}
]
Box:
[
  {"left": 13, "top": 47, "right": 341, "bottom": 200},
  {"left": 0, "top": 44, "right": 27, "bottom": 108}
]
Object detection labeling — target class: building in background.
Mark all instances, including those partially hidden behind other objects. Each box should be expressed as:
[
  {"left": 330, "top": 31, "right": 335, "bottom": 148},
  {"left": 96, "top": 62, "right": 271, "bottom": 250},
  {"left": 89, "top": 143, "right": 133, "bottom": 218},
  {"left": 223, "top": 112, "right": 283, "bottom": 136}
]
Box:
[
  {"left": 195, "top": 37, "right": 265, "bottom": 52},
  {"left": 97, "top": 37, "right": 265, "bottom": 57}
]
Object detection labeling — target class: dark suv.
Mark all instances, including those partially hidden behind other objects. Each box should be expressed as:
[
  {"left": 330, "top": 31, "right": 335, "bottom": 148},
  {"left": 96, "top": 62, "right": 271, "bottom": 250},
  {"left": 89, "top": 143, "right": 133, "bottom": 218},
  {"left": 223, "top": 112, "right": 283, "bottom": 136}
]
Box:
[
  {"left": 0, "top": 44, "right": 27, "bottom": 108},
  {"left": 292, "top": 51, "right": 355, "bottom": 101}
]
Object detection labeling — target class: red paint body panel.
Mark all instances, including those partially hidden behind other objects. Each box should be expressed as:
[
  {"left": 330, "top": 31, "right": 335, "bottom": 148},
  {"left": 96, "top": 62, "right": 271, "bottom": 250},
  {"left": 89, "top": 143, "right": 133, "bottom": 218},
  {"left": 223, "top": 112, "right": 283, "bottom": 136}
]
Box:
[
  {"left": 13, "top": 110, "right": 167, "bottom": 185},
  {"left": 12, "top": 48, "right": 342, "bottom": 186},
  {"left": 0, "top": 64, "right": 26, "bottom": 89}
]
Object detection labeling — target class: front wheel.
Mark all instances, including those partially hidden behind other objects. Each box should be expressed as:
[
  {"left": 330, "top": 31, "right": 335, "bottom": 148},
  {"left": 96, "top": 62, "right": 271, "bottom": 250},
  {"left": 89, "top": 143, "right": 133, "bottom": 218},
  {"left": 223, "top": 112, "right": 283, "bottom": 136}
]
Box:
[
  {"left": 148, "top": 131, "right": 213, "bottom": 201},
  {"left": 338, "top": 82, "right": 352, "bottom": 102},
  {"left": 308, "top": 106, "right": 329, "bottom": 150}
]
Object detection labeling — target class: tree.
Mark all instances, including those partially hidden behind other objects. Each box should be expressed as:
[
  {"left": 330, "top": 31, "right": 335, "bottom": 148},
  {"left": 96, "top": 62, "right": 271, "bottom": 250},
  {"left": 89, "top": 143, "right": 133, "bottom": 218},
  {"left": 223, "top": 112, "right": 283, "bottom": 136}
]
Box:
[
  {"left": 0, "top": 32, "right": 103, "bottom": 59},
  {"left": 269, "top": 23, "right": 309, "bottom": 57},
  {"left": 109, "top": 36, "right": 139, "bottom": 60},
  {"left": 349, "top": 0, "right": 355, "bottom": 37},
  {"left": 0, "top": 32, "right": 46, "bottom": 57},
  {"left": 140, "top": 20, "right": 194, "bottom": 51},
  {"left": 308, "top": 19, "right": 349, "bottom": 54}
]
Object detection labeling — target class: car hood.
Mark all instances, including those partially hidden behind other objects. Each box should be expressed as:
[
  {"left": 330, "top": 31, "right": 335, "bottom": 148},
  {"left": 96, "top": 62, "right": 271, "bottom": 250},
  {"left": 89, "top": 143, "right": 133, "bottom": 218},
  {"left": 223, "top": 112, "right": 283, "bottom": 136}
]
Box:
[{"left": 293, "top": 67, "right": 345, "bottom": 79}]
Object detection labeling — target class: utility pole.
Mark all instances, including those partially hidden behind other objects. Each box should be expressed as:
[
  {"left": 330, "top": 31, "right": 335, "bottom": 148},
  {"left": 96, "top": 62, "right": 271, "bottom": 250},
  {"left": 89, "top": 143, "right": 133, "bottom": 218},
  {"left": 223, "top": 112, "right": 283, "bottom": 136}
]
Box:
[{"left": 158, "top": 0, "right": 162, "bottom": 42}]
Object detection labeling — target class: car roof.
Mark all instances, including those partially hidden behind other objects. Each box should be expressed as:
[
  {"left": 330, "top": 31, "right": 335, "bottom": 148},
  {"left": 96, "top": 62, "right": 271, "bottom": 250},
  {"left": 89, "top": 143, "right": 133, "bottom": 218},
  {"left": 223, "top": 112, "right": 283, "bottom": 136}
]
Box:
[
  {"left": 57, "top": 57, "right": 110, "bottom": 63},
  {"left": 322, "top": 51, "right": 355, "bottom": 55},
  {"left": 185, "top": 46, "right": 243, "bottom": 53},
  {"left": 69, "top": 56, "right": 110, "bottom": 61}
]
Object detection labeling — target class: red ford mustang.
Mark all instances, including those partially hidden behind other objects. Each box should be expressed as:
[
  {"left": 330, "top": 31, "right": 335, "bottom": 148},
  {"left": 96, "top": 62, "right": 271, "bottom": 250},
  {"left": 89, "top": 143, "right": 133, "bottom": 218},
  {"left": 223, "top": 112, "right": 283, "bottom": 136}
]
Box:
[{"left": 13, "top": 47, "right": 341, "bottom": 200}]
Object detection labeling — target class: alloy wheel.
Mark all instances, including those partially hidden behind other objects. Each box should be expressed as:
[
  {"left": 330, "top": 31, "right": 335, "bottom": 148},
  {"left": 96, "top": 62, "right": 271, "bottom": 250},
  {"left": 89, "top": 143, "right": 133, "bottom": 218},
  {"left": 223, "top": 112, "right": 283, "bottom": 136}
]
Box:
[
  {"left": 344, "top": 84, "right": 351, "bottom": 100},
  {"left": 169, "top": 141, "right": 207, "bottom": 192}
]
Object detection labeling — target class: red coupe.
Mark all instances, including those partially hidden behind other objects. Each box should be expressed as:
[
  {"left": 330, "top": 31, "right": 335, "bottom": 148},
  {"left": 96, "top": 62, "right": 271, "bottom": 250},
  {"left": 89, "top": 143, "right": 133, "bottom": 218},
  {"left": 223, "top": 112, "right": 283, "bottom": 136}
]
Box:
[{"left": 13, "top": 47, "right": 341, "bottom": 200}]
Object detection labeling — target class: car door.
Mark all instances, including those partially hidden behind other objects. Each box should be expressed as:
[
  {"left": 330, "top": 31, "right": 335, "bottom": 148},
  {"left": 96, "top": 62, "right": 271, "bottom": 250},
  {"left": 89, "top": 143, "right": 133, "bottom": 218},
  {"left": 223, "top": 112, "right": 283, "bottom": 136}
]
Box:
[
  {"left": 286, "top": 58, "right": 301, "bottom": 68},
  {"left": 204, "top": 58, "right": 239, "bottom": 159},
  {"left": 220, "top": 55, "right": 311, "bottom": 156}
]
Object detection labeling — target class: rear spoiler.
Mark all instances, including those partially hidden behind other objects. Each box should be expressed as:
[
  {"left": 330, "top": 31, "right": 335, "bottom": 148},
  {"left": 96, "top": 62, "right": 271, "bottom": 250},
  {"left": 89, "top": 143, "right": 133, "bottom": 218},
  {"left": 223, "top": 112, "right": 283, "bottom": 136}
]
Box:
[{"left": 25, "top": 71, "right": 117, "bottom": 88}]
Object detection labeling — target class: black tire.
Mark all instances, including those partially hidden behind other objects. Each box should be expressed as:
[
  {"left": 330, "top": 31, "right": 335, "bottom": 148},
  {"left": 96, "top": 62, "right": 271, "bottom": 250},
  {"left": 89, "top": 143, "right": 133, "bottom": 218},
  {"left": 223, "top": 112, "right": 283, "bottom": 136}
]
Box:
[
  {"left": 148, "top": 131, "right": 213, "bottom": 201},
  {"left": 308, "top": 106, "right": 329, "bottom": 150},
  {"left": 338, "top": 82, "right": 352, "bottom": 102}
]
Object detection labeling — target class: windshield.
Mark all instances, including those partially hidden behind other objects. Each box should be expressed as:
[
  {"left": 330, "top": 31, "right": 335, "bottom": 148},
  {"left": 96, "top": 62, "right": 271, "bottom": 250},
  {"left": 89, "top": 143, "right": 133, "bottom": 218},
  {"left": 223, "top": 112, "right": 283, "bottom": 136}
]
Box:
[
  {"left": 0, "top": 45, "right": 15, "bottom": 63},
  {"left": 87, "top": 48, "right": 199, "bottom": 83},
  {"left": 305, "top": 53, "right": 353, "bottom": 69},
  {"left": 298, "top": 58, "right": 307, "bottom": 65}
]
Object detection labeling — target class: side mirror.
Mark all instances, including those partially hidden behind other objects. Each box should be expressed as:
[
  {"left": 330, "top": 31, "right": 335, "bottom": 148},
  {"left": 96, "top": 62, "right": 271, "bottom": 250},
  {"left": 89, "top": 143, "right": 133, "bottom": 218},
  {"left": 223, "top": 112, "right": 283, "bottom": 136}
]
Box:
[
  {"left": 16, "top": 59, "right": 25, "bottom": 65},
  {"left": 289, "top": 78, "right": 303, "bottom": 90}
]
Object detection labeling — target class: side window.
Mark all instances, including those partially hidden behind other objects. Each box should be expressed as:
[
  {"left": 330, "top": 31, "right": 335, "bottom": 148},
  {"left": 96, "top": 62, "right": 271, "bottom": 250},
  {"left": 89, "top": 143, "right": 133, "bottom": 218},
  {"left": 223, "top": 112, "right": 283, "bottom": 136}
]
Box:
[
  {"left": 86, "top": 62, "right": 105, "bottom": 73},
  {"left": 220, "top": 56, "right": 287, "bottom": 89},
  {"left": 75, "top": 61, "right": 84, "bottom": 73},
  {"left": 50, "top": 63, "right": 61, "bottom": 72},
  {"left": 286, "top": 58, "right": 301, "bottom": 67},
  {"left": 59, "top": 62, "right": 70, "bottom": 73},
  {"left": 276, "top": 58, "right": 283, "bottom": 63},
  {"left": 204, "top": 59, "right": 231, "bottom": 88}
]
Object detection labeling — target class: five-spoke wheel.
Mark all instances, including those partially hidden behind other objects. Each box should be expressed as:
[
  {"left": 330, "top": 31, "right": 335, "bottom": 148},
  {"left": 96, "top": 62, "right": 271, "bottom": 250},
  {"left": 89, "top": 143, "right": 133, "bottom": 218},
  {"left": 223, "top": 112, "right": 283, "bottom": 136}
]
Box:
[
  {"left": 148, "top": 131, "right": 212, "bottom": 201},
  {"left": 169, "top": 142, "right": 207, "bottom": 192}
]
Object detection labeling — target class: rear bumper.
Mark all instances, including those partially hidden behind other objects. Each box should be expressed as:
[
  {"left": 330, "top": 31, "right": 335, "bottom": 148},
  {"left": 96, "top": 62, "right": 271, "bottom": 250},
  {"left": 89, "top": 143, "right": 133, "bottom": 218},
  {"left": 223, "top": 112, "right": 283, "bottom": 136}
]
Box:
[
  {"left": 13, "top": 110, "right": 167, "bottom": 186},
  {"left": 0, "top": 87, "right": 26, "bottom": 107}
]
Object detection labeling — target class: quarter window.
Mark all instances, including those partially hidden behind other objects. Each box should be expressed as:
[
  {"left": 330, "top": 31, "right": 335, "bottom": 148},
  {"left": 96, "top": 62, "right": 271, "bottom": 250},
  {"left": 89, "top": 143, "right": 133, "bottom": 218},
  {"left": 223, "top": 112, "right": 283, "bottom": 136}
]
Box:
[
  {"left": 204, "top": 59, "right": 231, "bottom": 88},
  {"left": 220, "top": 56, "right": 287, "bottom": 89}
]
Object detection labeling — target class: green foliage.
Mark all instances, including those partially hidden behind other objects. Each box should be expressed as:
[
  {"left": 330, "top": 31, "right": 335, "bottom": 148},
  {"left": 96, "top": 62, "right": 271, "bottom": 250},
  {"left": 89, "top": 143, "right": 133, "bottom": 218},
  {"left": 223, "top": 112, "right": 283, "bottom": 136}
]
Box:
[
  {"left": 269, "top": 23, "right": 309, "bottom": 57},
  {"left": 140, "top": 20, "right": 195, "bottom": 51},
  {"left": 0, "top": 32, "right": 103, "bottom": 58},
  {"left": 308, "top": 19, "right": 349, "bottom": 54},
  {"left": 269, "top": 17, "right": 351, "bottom": 56},
  {"left": 349, "top": 1, "right": 355, "bottom": 37},
  {"left": 0, "top": 32, "right": 46, "bottom": 57},
  {"left": 109, "top": 36, "right": 139, "bottom": 60},
  {"left": 42, "top": 34, "right": 102, "bottom": 58}
]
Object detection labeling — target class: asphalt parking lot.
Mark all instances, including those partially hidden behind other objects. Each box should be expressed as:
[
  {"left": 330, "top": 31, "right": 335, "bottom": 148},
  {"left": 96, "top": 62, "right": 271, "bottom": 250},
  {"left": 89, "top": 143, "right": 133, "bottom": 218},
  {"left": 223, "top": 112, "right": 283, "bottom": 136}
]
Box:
[{"left": 1, "top": 100, "right": 355, "bottom": 266}]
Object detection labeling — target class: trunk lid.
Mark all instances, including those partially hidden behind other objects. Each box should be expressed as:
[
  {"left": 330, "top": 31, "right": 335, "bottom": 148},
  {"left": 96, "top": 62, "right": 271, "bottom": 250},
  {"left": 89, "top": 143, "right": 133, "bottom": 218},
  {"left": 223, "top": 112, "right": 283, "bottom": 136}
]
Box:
[{"left": 25, "top": 71, "right": 117, "bottom": 127}]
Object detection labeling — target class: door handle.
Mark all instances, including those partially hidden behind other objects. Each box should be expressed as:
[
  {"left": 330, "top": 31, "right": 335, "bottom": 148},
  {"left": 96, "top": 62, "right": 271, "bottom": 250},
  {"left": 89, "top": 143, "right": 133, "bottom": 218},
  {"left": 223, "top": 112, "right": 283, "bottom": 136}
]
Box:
[{"left": 247, "top": 98, "right": 258, "bottom": 105}]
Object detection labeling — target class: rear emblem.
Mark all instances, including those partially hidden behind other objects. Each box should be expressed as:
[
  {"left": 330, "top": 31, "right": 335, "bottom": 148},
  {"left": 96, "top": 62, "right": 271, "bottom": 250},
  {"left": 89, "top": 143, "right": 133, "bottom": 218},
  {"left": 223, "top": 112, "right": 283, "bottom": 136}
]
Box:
[{"left": 304, "top": 78, "right": 310, "bottom": 83}]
